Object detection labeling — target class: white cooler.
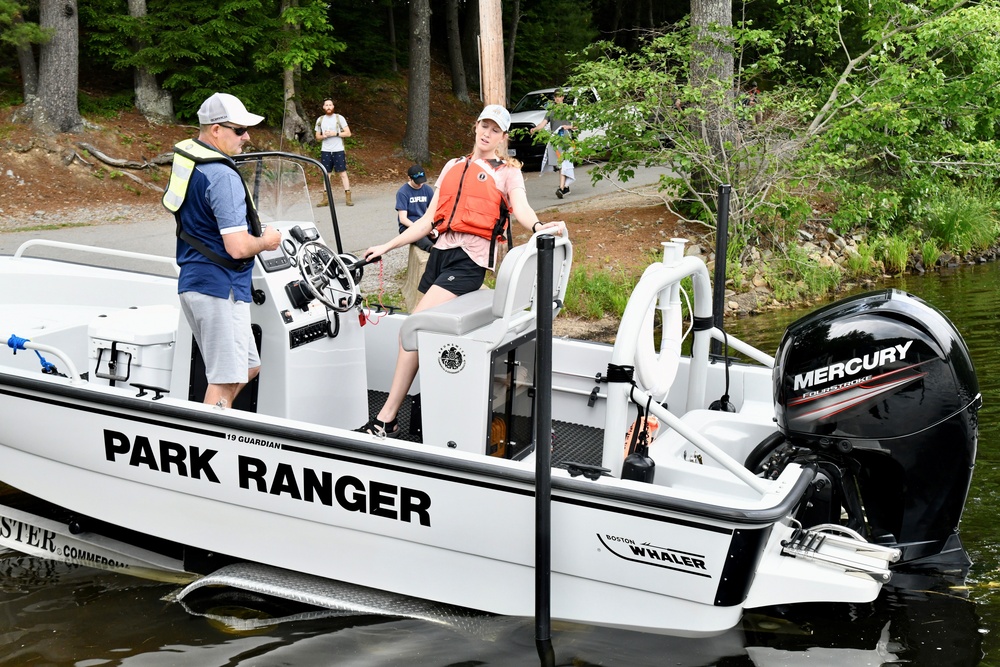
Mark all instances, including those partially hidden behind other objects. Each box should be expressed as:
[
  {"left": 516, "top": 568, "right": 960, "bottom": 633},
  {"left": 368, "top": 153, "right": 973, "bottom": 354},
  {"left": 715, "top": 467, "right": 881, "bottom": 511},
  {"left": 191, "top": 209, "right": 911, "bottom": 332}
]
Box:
[{"left": 88, "top": 305, "right": 178, "bottom": 393}]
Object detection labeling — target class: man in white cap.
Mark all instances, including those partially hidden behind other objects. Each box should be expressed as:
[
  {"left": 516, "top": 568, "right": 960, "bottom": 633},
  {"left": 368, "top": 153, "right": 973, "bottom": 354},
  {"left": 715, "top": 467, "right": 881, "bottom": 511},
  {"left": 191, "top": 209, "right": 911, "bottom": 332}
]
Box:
[{"left": 162, "top": 92, "right": 281, "bottom": 409}]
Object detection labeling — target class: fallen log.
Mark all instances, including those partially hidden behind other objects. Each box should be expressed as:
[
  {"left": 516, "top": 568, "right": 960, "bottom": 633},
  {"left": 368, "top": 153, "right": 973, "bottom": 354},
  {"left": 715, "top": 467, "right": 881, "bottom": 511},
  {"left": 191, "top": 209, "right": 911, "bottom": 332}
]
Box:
[{"left": 74, "top": 142, "right": 151, "bottom": 170}]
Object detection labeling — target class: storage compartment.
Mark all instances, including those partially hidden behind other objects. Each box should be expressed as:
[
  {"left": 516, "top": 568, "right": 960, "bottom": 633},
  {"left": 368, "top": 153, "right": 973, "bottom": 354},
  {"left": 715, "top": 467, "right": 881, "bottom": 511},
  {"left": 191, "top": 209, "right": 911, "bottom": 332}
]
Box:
[
  {"left": 487, "top": 332, "right": 536, "bottom": 459},
  {"left": 88, "top": 305, "right": 178, "bottom": 393}
]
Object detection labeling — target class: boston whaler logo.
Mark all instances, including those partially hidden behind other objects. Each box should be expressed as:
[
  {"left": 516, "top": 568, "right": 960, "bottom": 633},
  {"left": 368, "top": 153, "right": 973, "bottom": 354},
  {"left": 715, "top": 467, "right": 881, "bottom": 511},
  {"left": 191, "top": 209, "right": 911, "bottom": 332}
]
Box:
[
  {"left": 598, "top": 533, "right": 710, "bottom": 577},
  {"left": 438, "top": 344, "right": 466, "bottom": 374}
]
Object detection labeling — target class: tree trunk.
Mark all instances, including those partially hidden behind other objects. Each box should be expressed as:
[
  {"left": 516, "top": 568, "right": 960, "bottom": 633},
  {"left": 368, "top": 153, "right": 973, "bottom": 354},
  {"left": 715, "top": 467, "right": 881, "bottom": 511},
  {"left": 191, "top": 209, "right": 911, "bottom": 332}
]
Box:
[
  {"left": 479, "top": 0, "right": 504, "bottom": 106},
  {"left": 277, "top": 0, "right": 309, "bottom": 143},
  {"left": 402, "top": 0, "right": 431, "bottom": 163},
  {"left": 503, "top": 0, "right": 520, "bottom": 103},
  {"left": 283, "top": 66, "right": 310, "bottom": 142},
  {"left": 12, "top": 15, "right": 38, "bottom": 101},
  {"left": 386, "top": 0, "right": 397, "bottom": 73},
  {"left": 690, "top": 0, "right": 734, "bottom": 159},
  {"left": 461, "top": 0, "right": 480, "bottom": 99},
  {"left": 445, "top": 0, "right": 469, "bottom": 102},
  {"left": 127, "top": 0, "right": 173, "bottom": 123},
  {"left": 34, "top": 0, "right": 82, "bottom": 132}
]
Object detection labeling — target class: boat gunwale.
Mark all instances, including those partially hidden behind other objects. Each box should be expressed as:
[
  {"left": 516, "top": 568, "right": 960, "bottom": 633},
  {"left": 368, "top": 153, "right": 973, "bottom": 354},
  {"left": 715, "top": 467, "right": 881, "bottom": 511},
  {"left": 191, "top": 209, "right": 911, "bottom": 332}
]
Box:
[{"left": 0, "top": 369, "right": 813, "bottom": 527}]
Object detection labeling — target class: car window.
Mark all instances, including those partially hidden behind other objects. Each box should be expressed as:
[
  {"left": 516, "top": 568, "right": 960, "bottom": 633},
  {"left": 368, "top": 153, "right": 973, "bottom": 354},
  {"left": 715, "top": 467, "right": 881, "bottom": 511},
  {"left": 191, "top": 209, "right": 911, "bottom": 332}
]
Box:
[{"left": 511, "top": 92, "right": 554, "bottom": 113}]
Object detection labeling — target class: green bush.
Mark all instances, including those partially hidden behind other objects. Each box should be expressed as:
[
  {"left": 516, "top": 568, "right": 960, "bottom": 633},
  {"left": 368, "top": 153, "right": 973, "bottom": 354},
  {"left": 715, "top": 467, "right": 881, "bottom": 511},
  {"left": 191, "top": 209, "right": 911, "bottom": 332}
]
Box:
[
  {"left": 563, "top": 266, "right": 636, "bottom": 319},
  {"left": 880, "top": 234, "right": 911, "bottom": 275},
  {"left": 923, "top": 187, "right": 999, "bottom": 255},
  {"left": 844, "top": 241, "right": 879, "bottom": 278},
  {"left": 920, "top": 238, "right": 941, "bottom": 270},
  {"left": 79, "top": 90, "right": 135, "bottom": 118},
  {"left": 762, "top": 246, "right": 841, "bottom": 303}
]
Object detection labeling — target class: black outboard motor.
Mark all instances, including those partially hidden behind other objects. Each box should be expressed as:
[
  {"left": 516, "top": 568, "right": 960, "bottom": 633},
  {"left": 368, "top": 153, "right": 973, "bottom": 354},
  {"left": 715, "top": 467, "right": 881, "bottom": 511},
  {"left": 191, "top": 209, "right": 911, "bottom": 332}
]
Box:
[{"left": 770, "top": 290, "right": 980, "bottom": 571}]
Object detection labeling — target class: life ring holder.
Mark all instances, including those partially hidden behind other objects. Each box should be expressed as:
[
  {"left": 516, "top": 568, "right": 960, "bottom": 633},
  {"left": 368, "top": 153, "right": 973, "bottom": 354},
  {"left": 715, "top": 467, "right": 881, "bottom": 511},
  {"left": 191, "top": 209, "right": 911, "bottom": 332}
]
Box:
[{"left": 633, "top": 282, "right": 691, "bottom": 402}]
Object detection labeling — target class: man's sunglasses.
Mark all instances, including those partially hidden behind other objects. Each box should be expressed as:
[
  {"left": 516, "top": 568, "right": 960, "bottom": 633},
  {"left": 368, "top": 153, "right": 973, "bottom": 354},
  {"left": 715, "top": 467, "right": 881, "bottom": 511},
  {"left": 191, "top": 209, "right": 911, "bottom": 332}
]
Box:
[{"left": 220, "top": 124, "right": 249, "bottom": 136}]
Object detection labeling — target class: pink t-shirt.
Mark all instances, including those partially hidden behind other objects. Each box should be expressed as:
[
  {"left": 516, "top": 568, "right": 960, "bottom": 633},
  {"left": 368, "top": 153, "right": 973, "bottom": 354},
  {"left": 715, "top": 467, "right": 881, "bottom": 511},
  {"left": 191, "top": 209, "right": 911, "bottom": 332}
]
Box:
[{"left": 434, "top": 156, "right": 526, "bottom": 269}]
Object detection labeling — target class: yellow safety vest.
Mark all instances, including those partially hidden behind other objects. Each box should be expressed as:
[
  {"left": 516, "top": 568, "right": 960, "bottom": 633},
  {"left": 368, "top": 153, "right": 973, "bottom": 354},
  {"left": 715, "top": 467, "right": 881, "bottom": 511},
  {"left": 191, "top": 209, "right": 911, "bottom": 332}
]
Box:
[{"left": 163, "top": 139, "right": 262, "bottom": 271}]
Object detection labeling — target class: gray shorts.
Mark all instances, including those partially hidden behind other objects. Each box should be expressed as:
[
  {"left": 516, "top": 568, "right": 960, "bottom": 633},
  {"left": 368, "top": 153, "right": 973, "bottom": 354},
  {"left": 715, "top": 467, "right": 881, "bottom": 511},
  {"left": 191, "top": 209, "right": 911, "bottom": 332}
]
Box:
[{"left": 179, "top": 291, "right": 260, "bottom": 385}]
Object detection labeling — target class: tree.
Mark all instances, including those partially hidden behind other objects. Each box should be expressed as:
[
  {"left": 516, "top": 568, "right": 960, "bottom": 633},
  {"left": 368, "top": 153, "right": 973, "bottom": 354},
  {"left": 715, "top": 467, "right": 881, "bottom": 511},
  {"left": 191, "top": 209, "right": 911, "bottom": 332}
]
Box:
[
  {"left": 461, "top": 0, "right": 481, "bottom": 96},
  {"left": 507, "top": 0, "right": 596, "bottom": 101},
  {"left": 0, "top": 0, "right": 48, "bottom": 103},
  {"left": 689, "top": 0, "right": 733, "bottom": 158},
  {"left": 126, "top": 0, "right": 172, "bottom": 123},
  {"left": 33, "top": 0, "right": 82, "bottom": 132},
  {"left": 259, "top": 0, "right": 344, "bottom": 141},
  {"left": 502, "top": 0, "right": 520, "bottom": 103},
  {"left": 567, "top": 0, "right": 992, "bottom": 261},
  {"left": 444, "top": 0, "right": 469, "bottom": 102},
  {"left": 402, "top": 0, "right": 430, "bottom": 162}
]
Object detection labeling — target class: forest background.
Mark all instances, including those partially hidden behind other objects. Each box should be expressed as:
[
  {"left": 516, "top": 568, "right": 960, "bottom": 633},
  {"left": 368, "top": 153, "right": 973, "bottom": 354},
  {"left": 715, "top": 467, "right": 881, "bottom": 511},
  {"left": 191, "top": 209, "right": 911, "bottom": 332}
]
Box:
[{"left": 3, "top": 0, "right": 1000, "bottom": 314}]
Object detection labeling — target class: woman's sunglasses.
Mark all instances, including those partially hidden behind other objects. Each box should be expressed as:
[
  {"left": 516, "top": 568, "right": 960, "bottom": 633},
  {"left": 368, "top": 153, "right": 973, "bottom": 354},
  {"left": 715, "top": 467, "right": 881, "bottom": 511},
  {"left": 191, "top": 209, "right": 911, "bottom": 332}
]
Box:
[{"left": 221, "top": 124, "right": 249, "bottom": 136}]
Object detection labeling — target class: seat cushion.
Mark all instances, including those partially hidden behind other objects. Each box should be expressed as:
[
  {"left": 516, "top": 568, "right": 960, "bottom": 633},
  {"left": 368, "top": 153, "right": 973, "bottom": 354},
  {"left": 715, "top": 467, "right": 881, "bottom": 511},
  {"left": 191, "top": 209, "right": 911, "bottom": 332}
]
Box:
[{"left": 399, "top": 289, "right": 495, "bottom": 351}]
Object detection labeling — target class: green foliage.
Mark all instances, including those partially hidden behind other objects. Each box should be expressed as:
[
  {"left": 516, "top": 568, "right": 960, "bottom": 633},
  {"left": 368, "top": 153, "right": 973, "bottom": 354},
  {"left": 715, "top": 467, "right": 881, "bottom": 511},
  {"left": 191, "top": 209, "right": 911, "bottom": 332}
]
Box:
[
  {"left": 921, "top": 238, "right": 941, "bottom": 270},
  {"left": 81, "top": 0, "right": 345, "bottom": 122},
  {"left": 844, "top": 241, "right": 879, "bottom": 278},
  {"left": 879, "top": 234, "right": 911, "bottom": 275},
  {"left": 510, "top": 0, "right": 598, "bottom": 101},
  {"left": 829, "top": 182, "right": 904, "bottom": 236},
  {"left": 562, "top": 266, "right": 636, "bottom": 319},
  {"left": 325, "top": 0, "right": 402, "bottom": 75},
  {"left": 922, "top": 186, "right": 1000, "bottom": 255},
  {"left": 761, "top": 246, "right": 842, "bottom": 303},
  {"left": 563, "top": 0, "right": 1000, "bottom": 305},
  {"left": 0, "top": 0, "right": 50, "bottom": 49},
  {"left": 78, "top": 90, "right": 134, "bottom": 118}
]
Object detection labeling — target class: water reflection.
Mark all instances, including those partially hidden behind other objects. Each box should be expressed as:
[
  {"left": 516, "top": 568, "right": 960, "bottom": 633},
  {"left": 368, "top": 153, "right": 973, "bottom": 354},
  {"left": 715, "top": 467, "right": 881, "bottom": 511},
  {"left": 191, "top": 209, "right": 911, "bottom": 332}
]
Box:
[
  {"left": 0, "top": 548, "right": 985, "bottom": 666},
  {"left": 2, "top": 263, "right": 1000, "bottom": 665}
]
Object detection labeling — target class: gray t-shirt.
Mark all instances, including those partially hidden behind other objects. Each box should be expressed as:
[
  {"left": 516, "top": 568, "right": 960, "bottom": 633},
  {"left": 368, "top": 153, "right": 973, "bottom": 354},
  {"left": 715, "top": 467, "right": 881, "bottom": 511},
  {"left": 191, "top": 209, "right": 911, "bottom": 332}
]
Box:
[{"left": 315, "top": 114, "right": 348, "bottom": 152}]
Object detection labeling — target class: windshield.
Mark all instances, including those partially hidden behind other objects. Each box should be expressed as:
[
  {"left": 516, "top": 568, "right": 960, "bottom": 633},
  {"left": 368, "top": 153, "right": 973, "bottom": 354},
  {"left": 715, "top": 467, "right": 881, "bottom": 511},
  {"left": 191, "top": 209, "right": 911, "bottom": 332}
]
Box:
[
  {"left": 510, "top": 89, "right": 593, "bottom": 114},
  {"left": 237, "top": 157, "right": 315, "bottom": 225},
  {"left": 511, "top": 92, "right": 554, "bottom": 113}
]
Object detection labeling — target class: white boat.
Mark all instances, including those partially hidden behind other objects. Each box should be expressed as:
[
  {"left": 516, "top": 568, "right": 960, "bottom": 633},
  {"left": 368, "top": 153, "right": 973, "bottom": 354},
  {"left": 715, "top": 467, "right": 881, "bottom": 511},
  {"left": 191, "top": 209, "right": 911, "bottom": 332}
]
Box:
[{"left": 0, "top": 153, "right": 979, "bottom": 637}]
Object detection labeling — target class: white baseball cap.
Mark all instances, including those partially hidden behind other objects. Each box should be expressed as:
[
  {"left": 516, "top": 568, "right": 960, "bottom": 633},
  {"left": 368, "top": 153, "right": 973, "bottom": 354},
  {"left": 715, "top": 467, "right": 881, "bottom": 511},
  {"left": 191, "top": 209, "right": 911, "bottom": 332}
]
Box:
[
  {"left": 477, "top": 104, "right": 511, "bottom": 132},
  {"left": 197, "top": 92, "right": 264, "bottom": 126}
]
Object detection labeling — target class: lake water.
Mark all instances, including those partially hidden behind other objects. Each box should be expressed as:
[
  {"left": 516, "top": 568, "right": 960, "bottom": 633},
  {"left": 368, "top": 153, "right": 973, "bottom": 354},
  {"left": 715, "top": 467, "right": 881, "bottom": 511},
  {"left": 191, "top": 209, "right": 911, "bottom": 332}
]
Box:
[{"left": 3, "top": 263, "right": 1000, "bottom": 666}]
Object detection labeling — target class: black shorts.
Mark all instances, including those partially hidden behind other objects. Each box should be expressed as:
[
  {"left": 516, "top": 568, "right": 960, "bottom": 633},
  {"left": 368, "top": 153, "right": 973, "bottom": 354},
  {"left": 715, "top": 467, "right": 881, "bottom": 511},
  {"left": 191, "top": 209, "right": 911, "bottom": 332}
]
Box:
[{"left": 418, "top": 247, "right": 487, "bottom": 296}]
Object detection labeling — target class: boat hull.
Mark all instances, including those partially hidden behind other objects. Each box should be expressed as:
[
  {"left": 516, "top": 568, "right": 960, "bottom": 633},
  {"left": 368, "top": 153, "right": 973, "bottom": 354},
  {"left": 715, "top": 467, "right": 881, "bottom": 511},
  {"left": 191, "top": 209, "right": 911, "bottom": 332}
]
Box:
[{"left": 0, "top": 370, "right": 841, "bottom": 636}]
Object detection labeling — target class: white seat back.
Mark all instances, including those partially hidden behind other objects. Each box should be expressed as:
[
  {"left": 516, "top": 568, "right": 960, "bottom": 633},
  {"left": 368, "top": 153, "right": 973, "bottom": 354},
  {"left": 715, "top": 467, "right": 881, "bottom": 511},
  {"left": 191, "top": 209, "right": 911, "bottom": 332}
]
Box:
[{"left": 399, "top": 234, "right": 573, "bottom": 350}]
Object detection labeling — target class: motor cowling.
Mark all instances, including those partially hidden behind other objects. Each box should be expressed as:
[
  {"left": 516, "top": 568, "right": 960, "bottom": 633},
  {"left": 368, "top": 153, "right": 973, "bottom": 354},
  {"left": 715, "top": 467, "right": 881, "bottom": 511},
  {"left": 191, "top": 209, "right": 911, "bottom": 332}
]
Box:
[{"left": 772, "top": 290, "right": 980, "bottom": 568}]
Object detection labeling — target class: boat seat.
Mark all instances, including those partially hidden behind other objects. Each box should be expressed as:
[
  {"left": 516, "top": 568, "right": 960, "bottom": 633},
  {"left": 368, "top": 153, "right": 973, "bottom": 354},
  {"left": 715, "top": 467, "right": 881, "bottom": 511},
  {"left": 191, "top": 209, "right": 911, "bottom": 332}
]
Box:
[{"left": 399, "top": 234, "right": 573, "bottom": 352}]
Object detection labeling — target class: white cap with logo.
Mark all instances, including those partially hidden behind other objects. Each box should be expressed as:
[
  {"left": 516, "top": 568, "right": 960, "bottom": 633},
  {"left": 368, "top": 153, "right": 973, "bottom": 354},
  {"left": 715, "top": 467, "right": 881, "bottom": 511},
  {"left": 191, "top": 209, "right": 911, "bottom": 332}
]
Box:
[
  {"left": 477, "top": 104, "right": 511, "bottom": 133},
  {"left": 197, "top": 92, "right": 265, "bottom": 126}
]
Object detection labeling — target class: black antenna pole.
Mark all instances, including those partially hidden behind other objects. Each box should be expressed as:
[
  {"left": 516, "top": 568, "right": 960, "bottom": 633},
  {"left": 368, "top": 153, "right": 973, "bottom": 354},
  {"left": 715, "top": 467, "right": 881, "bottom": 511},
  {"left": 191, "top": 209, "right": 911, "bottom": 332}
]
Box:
[
  {"left": 711, "top": 184, "right": 732, "bottom": 357},
  {"left": 535, "top": 234, "right": 556, "bottom": 667}
]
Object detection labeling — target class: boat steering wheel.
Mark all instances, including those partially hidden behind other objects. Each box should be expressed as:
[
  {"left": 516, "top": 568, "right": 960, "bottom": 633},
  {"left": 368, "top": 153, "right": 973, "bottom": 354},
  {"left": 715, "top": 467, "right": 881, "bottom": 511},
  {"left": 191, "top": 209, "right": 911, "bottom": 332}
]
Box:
[{"left": 296, "top": 241, "right": 360, "bottom": 312}]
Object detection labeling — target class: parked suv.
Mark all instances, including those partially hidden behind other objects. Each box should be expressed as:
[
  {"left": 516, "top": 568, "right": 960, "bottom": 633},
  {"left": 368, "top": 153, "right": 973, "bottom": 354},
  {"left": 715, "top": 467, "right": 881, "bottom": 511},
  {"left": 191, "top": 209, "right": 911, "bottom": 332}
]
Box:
[{"left": 506, "top": 87, "right": 601, "bottom": 171}]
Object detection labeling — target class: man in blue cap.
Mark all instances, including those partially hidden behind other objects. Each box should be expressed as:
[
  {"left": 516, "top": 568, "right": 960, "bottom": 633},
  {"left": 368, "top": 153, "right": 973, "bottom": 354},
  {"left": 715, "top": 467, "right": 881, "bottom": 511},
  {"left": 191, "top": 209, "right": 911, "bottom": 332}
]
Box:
[{"left": 395, "top": 164, "right": 435, "bottom": 251}]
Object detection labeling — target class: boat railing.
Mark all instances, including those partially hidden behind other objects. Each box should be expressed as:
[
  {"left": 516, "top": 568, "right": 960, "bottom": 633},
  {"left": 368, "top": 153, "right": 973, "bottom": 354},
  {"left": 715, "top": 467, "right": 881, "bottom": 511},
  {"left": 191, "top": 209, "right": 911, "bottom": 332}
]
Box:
[
  {"left": 13, "top": 240, "right": 180, "bottom": 276},
  {"left": 603, "top": 254, "right": 774, "bottom": 492}
]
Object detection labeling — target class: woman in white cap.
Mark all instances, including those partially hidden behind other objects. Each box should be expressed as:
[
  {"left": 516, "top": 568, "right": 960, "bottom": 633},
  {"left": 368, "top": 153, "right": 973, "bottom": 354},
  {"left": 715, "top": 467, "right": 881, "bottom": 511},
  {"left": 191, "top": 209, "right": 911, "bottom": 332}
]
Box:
[{"left": 357, "top": 104, "right": 567, "bottom": 438}]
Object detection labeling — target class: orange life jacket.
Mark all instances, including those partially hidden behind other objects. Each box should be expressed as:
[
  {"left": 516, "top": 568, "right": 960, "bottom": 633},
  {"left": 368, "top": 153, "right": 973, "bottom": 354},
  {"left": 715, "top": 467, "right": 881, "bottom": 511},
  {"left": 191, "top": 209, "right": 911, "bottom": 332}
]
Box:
[{"left": 433, "top": 157, "right": 511, "bottom": 251}]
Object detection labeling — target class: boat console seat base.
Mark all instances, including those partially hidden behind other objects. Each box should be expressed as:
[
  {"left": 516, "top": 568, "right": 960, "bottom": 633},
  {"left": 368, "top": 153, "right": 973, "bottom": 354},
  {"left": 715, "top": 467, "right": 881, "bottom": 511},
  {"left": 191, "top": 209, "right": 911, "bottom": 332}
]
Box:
[{"left": 399, "top": 237, "right": 573, "bottom": 455}]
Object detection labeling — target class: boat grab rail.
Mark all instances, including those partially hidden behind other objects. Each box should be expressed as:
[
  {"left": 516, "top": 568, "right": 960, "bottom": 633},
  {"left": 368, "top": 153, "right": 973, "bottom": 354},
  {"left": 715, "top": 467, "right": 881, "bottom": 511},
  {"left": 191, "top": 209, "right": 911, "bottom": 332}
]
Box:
[
  {"left": 643, "top": 388, "right": 769, "bottom": 494},
  {"left": 6, "top": 336, "right": 82, "bottom": 382},
  {"left": 709, "top": 327, "right": 775, "bottom": 368},
  {"left": 13, "top": 240, "right": 180, "bottom": 276},
  {"left": 603, "top": 256, "right": 774, "bottom": 490}
]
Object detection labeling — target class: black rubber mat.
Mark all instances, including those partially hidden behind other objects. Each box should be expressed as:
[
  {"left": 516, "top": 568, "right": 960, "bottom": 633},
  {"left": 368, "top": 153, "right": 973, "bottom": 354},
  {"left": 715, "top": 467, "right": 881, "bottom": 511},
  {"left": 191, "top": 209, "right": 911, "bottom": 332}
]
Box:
[{"left": 367, "top": 390, "right": 605, "bottom": 468}]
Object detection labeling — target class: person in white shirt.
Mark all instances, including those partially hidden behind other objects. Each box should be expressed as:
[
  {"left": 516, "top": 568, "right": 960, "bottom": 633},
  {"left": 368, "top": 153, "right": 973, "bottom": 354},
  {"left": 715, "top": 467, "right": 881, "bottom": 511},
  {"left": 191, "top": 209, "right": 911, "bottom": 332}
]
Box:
[{"left": 314, "top": 99, "right": 353, "bottom": 206}]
